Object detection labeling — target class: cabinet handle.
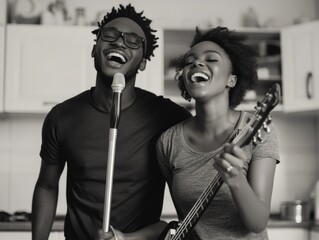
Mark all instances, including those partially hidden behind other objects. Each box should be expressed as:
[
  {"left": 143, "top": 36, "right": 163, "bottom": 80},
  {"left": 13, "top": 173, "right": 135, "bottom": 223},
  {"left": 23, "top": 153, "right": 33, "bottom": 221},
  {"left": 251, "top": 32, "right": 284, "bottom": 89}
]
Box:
[{"left": 306, "top": 72, "right": 313, "bottom": 99}]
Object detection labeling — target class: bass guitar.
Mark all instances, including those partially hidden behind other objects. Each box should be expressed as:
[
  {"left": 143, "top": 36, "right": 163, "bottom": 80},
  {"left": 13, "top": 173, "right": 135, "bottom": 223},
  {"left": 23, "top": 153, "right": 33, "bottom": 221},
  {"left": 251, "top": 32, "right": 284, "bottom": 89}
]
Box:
[{"left": 158, "top": 83, "right": 281, "bottom": 240}]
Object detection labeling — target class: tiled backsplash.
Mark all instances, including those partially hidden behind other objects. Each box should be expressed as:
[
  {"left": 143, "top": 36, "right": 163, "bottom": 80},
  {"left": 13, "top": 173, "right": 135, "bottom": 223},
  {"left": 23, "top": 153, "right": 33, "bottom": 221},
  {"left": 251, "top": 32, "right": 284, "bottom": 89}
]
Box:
[{"left": 0, "top": 112, "right": 318, "bottom": 216}]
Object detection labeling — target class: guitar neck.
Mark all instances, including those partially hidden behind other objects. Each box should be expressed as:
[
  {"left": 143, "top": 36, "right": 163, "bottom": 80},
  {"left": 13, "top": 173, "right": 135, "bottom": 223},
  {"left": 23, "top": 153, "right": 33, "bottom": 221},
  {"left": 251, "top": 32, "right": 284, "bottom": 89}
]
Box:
[{"left": 172, "top": 173, "right": 224, "bottom": 240}]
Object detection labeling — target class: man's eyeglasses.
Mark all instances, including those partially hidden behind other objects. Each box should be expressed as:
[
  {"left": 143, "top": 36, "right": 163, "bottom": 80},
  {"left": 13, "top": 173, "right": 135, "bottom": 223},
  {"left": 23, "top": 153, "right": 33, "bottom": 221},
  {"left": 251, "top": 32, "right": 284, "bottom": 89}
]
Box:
[{"left": 98, "top": 28, "right": 145, "bottom": 51}]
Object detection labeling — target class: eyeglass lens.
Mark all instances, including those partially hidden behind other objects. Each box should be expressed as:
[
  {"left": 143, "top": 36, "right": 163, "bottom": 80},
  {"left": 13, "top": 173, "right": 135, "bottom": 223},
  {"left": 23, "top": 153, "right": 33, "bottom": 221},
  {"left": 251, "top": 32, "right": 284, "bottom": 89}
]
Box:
[{"left": 100, "top": 28, "right": 144, "bottom": 49}]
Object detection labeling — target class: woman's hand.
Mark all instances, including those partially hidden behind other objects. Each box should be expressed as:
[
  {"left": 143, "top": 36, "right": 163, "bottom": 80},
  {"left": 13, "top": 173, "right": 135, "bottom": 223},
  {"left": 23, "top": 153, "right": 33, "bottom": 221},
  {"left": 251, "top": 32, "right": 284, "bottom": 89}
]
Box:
[{"left": 213, "top": 143, "right": 248, "bottom": 187}]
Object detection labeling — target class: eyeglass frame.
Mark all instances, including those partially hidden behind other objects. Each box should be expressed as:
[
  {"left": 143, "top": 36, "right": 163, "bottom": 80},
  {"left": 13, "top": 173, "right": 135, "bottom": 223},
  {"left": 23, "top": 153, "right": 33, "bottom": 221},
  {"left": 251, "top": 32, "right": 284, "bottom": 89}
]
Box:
[{"left": 97, "top": 27, "right": 146, "bottom": 56}]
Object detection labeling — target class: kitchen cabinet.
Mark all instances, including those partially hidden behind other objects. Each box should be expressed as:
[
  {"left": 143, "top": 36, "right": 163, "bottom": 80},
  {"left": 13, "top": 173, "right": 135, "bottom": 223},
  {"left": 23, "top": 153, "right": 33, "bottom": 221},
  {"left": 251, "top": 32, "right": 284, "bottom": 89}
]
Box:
[
  {"left": 0, "top": 0, "right": 6, "bottom": 113},
  {"left": 310, "top": 226, "right": 319, "bottom": 240},
  {"left": 311, "top": 230, "right": 319, "bottom": 240},
  {"left": 4, "top": 24, "right": 163, "bottom": 113},
  {"left": 281, "top": 21, "right": 319, "bottom": 112},
  {"left": 4, "top": 24, "right": 96, "bottom": 113},
  {"left": 163, "top": 28, "right": 282, "bottom": 112},
  {"left": 0, "top": 231, "right": 64, "bottom": 240},
  {"left": 267, "top": 227, "right": 309, "bottom": 240},
  {"left": 0, "top": 24, "right": 4, "bottom": 113}
]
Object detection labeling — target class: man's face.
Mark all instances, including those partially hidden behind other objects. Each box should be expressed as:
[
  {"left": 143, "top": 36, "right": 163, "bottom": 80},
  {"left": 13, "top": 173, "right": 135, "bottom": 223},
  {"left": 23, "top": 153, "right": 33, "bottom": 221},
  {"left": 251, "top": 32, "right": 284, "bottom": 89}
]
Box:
[{"left": 92, "top": 17, "right": 147, "bottom": 81}]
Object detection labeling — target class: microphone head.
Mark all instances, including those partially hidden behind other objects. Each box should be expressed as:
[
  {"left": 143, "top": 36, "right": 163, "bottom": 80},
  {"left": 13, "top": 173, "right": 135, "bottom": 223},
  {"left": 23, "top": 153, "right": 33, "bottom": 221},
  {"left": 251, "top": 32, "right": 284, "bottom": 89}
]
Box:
[{"left": 111, "top": 73, "right": 126, "bottom": 92}]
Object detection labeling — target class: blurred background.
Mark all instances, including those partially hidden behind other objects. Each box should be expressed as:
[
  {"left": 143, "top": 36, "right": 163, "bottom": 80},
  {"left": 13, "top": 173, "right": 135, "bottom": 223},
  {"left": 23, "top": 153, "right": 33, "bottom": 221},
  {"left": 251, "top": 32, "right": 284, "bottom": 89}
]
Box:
[{"left": 0, "top": 0, "right": 319, "bottom": 239}]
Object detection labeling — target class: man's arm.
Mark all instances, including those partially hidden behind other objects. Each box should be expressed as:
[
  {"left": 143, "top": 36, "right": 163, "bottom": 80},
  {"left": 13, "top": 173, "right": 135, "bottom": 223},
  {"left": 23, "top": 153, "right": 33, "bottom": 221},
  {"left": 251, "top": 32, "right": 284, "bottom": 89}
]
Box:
[
  {"left": 32, "top": 160, "right": 65, "bottom": 240},
  {"left": 99, "top": 221, "right": 167, "bottom": 240}
]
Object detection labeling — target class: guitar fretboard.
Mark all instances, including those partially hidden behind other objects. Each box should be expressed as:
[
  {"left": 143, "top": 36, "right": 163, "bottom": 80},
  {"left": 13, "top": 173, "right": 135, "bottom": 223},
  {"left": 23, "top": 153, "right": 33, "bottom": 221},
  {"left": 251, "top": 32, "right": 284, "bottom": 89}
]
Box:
[{"left": 172, "top": 173, "right": 223, "bottom": 240}]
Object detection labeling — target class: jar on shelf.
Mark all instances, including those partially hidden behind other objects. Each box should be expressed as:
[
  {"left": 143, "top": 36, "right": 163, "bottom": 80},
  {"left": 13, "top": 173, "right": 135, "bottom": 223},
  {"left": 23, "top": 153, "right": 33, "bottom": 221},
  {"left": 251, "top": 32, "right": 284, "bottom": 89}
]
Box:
[{"left": 74, "top": 7, "right": 86, "bottom": 26}]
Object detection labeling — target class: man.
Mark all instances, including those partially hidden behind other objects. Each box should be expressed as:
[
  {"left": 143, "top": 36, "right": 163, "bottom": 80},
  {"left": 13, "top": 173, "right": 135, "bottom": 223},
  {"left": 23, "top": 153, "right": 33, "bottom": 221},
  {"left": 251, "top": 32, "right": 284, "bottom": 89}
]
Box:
[{"left": 31, "top": 4, "right": 191, "bottom": 240}]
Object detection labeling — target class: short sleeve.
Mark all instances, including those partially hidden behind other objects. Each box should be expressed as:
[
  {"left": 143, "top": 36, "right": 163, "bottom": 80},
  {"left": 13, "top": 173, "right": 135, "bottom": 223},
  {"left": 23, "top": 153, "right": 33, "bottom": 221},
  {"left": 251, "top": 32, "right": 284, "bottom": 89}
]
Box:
[
  {"left": 40, "top": 106, "right": 64, "bottom": 165},
  {"left": 252, "top": 122, "right": 280, "bottom": 164},
  {"left": 156, "top": 132, "right": 173, "bottom": 185}
]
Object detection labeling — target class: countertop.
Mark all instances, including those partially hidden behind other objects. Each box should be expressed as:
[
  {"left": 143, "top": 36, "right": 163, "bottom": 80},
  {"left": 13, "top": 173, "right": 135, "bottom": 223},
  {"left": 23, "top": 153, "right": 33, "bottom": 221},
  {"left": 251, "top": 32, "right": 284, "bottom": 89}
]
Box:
[{"left": 1, "top": 214, "right": 319, "bottom": 232}]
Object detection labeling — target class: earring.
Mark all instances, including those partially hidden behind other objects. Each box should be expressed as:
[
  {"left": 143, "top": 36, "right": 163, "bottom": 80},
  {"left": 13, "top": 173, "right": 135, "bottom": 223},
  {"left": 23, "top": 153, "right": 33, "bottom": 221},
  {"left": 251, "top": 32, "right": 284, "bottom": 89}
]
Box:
[{"left": 228, "top": 75, "right": 237, "bottom": 87}]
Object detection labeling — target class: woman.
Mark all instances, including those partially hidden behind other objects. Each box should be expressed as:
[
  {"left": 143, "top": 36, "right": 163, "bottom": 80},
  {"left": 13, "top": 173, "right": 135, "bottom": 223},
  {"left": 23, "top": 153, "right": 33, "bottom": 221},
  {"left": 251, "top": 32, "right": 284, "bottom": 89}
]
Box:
[{"left": 156, "top": 27, "right": 279, "bottom": 240}]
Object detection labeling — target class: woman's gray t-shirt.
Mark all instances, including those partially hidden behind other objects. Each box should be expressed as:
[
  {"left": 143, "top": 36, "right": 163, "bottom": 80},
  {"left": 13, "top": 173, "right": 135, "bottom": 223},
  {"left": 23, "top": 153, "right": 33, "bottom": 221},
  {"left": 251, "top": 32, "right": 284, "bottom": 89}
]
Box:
[{"left": 156, "top": 112, "right": 280, "bottom": 240}]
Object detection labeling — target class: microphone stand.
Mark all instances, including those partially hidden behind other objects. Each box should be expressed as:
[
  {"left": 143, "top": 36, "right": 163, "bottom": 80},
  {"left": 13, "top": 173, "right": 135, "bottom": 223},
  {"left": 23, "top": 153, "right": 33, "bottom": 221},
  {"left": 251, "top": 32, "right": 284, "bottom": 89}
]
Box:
[{"left": 102, "top": 73, "right": 125, "bottom": 233}]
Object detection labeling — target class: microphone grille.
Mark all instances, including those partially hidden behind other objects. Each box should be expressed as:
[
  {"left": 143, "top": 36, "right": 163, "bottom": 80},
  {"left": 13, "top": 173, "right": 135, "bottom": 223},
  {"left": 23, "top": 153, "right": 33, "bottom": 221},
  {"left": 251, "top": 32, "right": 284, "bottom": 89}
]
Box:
[{"left": 111, "top": 73, "right": 126, "bottom": 92}]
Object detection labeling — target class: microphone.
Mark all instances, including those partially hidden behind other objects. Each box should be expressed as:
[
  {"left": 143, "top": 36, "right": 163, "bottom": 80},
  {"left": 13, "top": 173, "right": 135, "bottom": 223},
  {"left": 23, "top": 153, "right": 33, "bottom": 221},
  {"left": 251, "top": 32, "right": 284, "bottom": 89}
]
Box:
[
  {"left": 103, "top": 72, "right": 125, "bottom": 234},
  {"left": 110, "top": 73, "right": 126, "bottom": 129}
]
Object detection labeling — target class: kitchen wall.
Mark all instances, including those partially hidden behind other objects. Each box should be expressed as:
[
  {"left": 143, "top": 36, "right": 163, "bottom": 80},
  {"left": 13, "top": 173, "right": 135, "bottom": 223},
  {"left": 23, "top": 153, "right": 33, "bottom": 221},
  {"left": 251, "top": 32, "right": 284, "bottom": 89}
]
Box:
[
  {"left": 1, "top": 0, "right": 319, "bottom": 216},
  {"left": 71, "top": 0, "right": 318, "bottom": 28},
  {"left": 7, "top": 0, "right": 319, "bottom": 28},
  {"left": 0, "top": 112, "right": 318, "bottom": 215}
]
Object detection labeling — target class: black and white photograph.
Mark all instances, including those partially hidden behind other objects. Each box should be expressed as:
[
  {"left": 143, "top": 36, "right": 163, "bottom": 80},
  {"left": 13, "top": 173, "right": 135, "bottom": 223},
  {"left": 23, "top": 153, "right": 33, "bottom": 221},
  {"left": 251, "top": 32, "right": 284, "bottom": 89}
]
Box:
[{"left": 0, "top": 0, "right": 319, "bottom": 239}]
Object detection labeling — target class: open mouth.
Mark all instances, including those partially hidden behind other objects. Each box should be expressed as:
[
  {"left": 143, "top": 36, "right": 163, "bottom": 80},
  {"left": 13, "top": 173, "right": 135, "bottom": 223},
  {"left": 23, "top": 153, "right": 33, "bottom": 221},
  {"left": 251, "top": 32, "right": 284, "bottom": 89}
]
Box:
[
  {"left": 106, "top": 52, "right": 127, "bottom": 64},
  {"left": 190, "top": 72, "right": 210, "bottom": 83}
]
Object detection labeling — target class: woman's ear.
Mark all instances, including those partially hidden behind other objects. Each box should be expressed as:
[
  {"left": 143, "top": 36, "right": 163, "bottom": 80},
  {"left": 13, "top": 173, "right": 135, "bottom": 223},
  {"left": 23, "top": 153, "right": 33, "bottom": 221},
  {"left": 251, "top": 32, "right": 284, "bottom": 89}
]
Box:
[
  {"left": 227, "top": 75, "right": 237, "bottom": 88},
  {"left": 91, "top": 45, "right": 96, "bottom": 58},
  {"left": 139, "top": 58, "right": 147, "bottom": 71}
]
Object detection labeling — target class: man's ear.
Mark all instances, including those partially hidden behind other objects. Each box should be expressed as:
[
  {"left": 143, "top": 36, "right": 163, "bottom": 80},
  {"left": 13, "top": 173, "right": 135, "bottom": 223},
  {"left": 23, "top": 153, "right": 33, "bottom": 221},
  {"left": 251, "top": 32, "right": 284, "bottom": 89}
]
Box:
[
  {"left": 91, "top": 45, "right": 96, "bottom": 58},
  {"left": 139, "top": 58, "right": 147, "bottom": 71},
  {"left": 227, "top": 75, "right": 237, "bottom": 88}
]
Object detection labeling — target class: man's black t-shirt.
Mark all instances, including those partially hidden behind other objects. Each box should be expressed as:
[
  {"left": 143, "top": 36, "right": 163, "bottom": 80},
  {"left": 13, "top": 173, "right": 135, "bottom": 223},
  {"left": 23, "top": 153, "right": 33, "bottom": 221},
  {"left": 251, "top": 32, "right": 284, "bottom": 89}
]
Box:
[{"left": 40, "top": 87, "right": 191, "bottom": 240}]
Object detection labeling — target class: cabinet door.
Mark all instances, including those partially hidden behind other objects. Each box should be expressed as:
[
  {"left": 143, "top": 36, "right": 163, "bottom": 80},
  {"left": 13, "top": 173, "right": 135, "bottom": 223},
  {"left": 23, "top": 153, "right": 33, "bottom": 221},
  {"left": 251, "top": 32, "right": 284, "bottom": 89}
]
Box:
[
  {"left": 267, "top": 228, "right": 309, "bottom": 240},
  {"left": 0, "top": 232, "right": 31, "bottom": 239},
  {"left": 0, "top": 231, "right": 63, "bottom": 240},
  {"left": 311, "top": 230, "right": 319, "bottom": 240},
  {"left": 0, "top": 24, "right": 4, "bottom": 113},
  {"left": 0, "top": 0, "right": 5, "bottom": 112},
  {"left": 135, "top": 28, "right": 164, "bottom": 96},
  {"left": 281, "top": 21, "right": 319, "bottom": 112},
  {"left": 4, "top": 25, "right": 96, "bottom": 113}
]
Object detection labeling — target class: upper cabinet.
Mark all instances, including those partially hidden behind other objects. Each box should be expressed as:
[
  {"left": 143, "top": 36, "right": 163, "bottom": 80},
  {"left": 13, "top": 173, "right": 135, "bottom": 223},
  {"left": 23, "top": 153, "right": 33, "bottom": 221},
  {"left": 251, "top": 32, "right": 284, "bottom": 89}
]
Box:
[
  {"left": 163, "top": 28, "right": 282, "bottom": 112},
  {"left": 4, "top": 24, "right": 96, "bottom": 113},
  {"left": 0, "top": 25, "right": 4, "bottom": 113},
  {"left": 281, "top": 21, "right": 319, "bottom": 112},
  {"left": 3, "top": 24, "right": 163, "bottom": 113},
  {"left": 3, "top": 22, "right": 319, "bottom": 113},
  {"left": 134, "top": 29, "right": 164, "bottom": 96},
  {"left": 0, "top": 0, "right": 6, "bottom": 113}
]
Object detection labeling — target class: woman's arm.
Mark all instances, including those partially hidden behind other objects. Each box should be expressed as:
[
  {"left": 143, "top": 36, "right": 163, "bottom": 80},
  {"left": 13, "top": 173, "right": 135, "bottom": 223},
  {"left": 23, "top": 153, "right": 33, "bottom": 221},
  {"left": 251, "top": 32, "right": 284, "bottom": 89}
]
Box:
[{"left": 214, "top": 144, "right": 277, "bottom": 233}]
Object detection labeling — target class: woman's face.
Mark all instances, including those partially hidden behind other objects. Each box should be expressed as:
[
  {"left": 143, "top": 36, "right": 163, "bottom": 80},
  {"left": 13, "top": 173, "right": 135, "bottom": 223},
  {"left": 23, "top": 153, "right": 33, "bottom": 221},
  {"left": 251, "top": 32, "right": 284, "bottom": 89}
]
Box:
[{"left": 181, "top": 41, "right": 234, "bottom": 102}]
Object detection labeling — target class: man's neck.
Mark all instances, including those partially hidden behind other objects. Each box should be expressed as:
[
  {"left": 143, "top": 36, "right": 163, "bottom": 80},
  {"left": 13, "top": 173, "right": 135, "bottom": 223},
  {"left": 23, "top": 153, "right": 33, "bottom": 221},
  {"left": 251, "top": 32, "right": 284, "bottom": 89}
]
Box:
[{"left": 93, "top": 75, "right": 137, "bottom": 112}]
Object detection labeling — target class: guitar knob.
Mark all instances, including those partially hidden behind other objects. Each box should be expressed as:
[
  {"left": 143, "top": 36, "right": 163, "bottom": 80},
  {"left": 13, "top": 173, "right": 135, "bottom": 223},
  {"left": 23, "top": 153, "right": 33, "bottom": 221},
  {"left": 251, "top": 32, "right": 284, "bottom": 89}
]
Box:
[
  {"left": 254, "top": 105, "right": 261, "bottom": 111},
  {"left": 257, "top": 130, "right": 263, "bottom": 142},
  {"left": 263, "top": 122, "right": 270, "bottom": 133}
]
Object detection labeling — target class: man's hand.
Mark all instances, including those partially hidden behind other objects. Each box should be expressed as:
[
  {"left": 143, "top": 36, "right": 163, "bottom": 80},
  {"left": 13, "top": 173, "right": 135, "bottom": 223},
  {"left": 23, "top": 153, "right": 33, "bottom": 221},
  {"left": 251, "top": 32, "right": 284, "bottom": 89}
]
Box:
[{"left": 97, "top": 226, "right": 126, "bottom": 240}]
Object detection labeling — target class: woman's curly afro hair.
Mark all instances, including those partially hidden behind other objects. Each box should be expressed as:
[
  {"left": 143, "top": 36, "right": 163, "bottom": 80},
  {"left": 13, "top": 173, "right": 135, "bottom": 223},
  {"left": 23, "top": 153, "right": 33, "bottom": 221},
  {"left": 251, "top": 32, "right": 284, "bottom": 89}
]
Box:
[
  {"left": 176, "top": 26, "right": 258, "bottom": 109},
  {"left": 92, "top": 4, "right": 158, "bottom": 61}
]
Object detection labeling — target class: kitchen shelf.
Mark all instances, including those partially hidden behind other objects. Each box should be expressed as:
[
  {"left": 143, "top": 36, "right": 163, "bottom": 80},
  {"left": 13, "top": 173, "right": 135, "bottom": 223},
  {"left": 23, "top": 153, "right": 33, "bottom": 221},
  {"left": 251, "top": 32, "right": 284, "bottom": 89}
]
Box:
[{"left": 163, "top": 28, "right": 282, "bottom": 112}]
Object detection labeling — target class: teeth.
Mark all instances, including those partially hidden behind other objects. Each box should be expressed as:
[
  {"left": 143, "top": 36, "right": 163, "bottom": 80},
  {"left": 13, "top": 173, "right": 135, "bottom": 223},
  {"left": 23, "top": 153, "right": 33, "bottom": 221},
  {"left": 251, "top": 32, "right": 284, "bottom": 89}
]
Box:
[
  {"left": 191, "top": 72, "right": 209, "bottom": 83},
  {"left": 106, "top": 52, "right": 127, "bottom": 63}
]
